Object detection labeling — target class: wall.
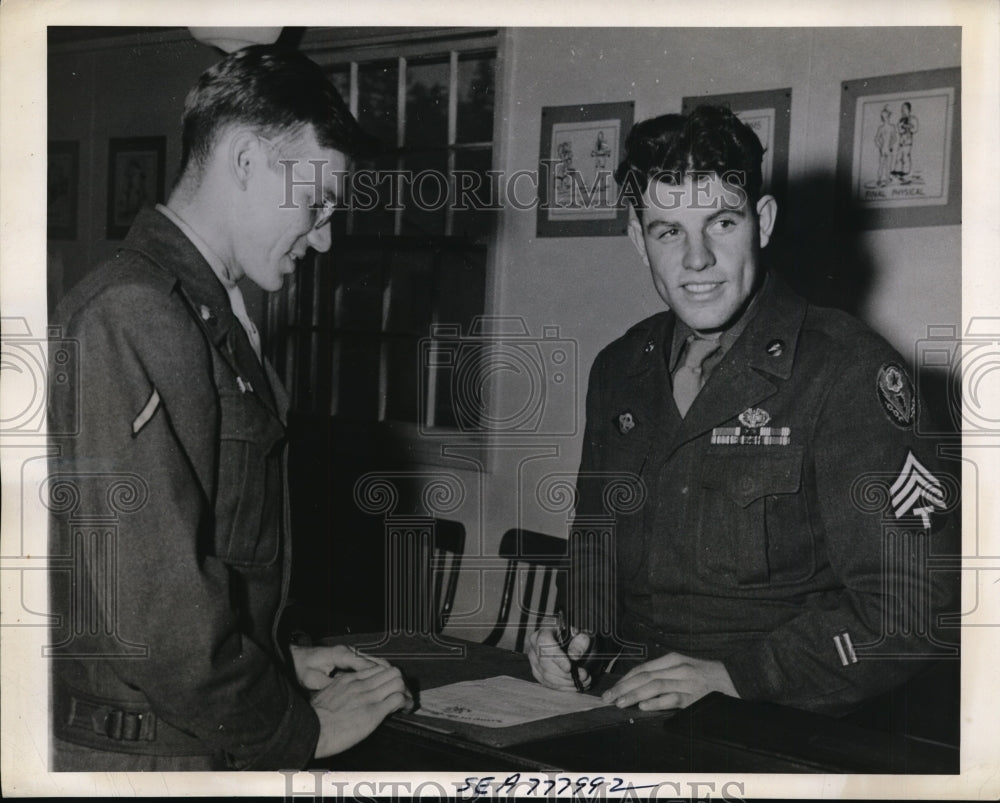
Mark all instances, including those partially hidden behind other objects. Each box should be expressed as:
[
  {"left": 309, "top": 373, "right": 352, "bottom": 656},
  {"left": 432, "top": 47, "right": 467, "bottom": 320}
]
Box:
[{"left": 47, "top": 32, "right": 220, "bottom": 304}]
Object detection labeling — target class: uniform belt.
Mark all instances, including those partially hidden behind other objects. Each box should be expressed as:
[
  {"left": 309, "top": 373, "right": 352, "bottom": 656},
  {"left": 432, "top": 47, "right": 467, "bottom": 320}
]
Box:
[{"left": 53, "top": 679, "right": 212, "bottom": 757}]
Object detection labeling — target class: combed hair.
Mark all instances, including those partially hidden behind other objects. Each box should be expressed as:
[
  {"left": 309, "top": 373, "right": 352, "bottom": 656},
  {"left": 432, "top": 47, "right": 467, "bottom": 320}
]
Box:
[
  {"left": 614, "top": 105, "right": 765, "bottom": 207},
  {"left": 179, "top": 45, "right": 379, "bottom": 178}
]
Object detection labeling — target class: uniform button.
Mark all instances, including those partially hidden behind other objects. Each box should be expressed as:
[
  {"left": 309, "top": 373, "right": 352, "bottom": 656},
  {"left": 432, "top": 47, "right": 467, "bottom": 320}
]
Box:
[
  {"left": 739, "top": 476, "right": 755, "bottom": 493},
  {"left": 680, "top": 486, "right": 689, "bottom": 495}
]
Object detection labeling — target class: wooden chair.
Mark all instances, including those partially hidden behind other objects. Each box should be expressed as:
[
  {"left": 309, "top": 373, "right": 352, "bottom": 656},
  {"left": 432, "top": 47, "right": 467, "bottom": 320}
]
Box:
[
  {"left": 431, "top": 518, "right": 465, "bottom": 633},
  {"left": 483, "top": 528, "right": 568, "bottom": 652}
]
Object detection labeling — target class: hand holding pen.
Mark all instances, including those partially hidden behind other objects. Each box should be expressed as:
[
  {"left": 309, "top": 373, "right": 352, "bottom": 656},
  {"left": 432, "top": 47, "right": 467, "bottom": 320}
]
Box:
[
  {"left": 526, "top": 611, "right": 592, "bottom": 693},
  {"left": 556, "top": 609, "right": 587, "bottom": 692}
]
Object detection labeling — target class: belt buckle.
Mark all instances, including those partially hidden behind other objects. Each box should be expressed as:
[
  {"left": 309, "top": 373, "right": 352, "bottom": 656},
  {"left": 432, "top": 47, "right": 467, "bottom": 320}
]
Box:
[{"left": 92, "top": 705, "right": 155, "bottom": 741}]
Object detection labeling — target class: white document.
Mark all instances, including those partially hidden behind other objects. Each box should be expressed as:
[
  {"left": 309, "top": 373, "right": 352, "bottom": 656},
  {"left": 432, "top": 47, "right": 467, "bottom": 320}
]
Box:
[{"left": 413, "top": 675, "right": 609, "bottom": 728}]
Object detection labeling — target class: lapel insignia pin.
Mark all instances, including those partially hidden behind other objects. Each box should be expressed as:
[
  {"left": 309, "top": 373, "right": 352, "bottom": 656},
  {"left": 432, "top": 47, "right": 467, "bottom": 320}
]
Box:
[
  {"left": 766, "top": 339, "right": 784, "bottom": 357},
  {"left": 237, "top": 376, "right": 254, "bottom": 394},
  {"left": 617, "top": 411, "right": 636, "bottom": 435},
  {"left": 643, "top": 340, "right": 655, "bottom": 354},
  {"left": 739, "top": 407, "right": 771, "bottom": 429}
]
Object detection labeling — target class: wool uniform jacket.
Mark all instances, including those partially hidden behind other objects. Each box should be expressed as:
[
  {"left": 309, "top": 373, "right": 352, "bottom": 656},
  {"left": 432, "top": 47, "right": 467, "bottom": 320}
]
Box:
[
  {"left": 48, "top": 209, "right": 319, "bottom": 769},
  {"left": 567, "top": 274, "right": 958, "bottom": 716}
]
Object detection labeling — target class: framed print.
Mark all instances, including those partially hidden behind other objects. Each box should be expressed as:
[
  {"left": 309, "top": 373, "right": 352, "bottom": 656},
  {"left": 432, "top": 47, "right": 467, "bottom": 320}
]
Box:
[
  {"left": 837, "top": 67, "right": 960, "bottom": 229},
  {"left": 537, "top": 101, "right": 634, "bottom": 237},
  {"left": 106, "top": 136, "right": 166, "bottom": 239},
  {"left": 47, "top": 140, "right": 79, "bottom": 240},
  {"left": 682, "top": 87, "right": 792, "bottom": 204}
]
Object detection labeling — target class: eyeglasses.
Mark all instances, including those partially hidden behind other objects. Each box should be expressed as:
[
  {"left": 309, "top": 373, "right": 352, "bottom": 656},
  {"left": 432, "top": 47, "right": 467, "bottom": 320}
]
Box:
[
  {"left": 257, "top": 135, "right": 340, "bottom": 231},
  {"left": 308, "top": 195, "right": 338, "bottom": 232}
]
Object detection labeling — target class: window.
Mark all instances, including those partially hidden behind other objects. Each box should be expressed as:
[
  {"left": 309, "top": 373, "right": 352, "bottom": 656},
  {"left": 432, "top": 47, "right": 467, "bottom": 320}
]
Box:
[{"left": 264, "top": 29, "right": 498, "bottom": 432}]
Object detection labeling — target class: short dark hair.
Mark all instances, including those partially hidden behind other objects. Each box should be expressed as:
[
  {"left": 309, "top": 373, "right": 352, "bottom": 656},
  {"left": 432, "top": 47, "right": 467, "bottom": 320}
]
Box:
[
  {"left": 614, "top": 105, "right": 765, "bottom": 210},
  {"left": 179, "top": 45, "right": 378, "bottom": 178}
]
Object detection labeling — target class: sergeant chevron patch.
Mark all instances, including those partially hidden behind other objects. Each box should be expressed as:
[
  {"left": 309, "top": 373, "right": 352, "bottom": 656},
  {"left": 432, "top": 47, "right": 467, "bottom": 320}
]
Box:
[{"left": 890, "top": 450, "right": 946, "bottom": 527}]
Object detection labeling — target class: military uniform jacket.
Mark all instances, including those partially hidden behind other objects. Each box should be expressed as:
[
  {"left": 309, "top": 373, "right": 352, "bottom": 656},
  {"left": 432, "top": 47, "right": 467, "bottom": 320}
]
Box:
[
  {"left": 571, "top": 274, "right": 958, "bottom": 716},
  {"left": 48, "top": 209, "right": 319, "bottom": 768}
]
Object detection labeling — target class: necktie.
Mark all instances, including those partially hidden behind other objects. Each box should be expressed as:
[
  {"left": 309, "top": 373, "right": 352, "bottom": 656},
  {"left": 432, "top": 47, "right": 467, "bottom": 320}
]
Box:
[
  {"left": 673, "top": 335, "right": 721, "bottom": 417},
  {"left": 223, "top": 281, "right": 262, "bottom": 363}
]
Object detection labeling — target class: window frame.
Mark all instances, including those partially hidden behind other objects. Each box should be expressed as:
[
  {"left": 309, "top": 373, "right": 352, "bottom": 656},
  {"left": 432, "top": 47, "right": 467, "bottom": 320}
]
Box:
[{"left": 264, "top": 28, "right": 506, "bottom": 463}]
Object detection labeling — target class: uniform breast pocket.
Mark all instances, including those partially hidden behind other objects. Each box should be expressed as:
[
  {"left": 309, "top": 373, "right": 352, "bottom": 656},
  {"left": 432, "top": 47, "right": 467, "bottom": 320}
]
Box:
[
  {"left": 214, "top": 392, "right": 286, "bottom": 567},
  {"left": 696, "top": 446, "right": 813, "bottom": 587}
]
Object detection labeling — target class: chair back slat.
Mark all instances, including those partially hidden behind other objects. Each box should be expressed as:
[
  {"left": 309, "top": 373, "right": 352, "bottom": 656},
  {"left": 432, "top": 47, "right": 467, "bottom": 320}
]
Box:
[{"left": 486, "top": 528, "right": 568, "bottom": 650}]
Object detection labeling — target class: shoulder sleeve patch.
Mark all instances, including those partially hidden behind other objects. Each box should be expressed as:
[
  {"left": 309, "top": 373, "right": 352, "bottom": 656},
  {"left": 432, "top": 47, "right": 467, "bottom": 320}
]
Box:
[{"left": 876, "top": 362, "right": 915, "bottom": 427}]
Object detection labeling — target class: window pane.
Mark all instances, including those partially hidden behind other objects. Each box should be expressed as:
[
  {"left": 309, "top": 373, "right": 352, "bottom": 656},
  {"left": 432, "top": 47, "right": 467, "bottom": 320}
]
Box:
[
  {"left": 351, "top": 153, "right": 397, "bottom": 236},
  {"left": 385, "top": 250, "right": 434, "bottom": 334},
  {"left": 452, "top": 148, "right": 496, "bottom": 244},
  {"left": 334, "top": 334, "right": 381, "bottom": 420},
  {"left": 401, "top": 150, "right": 448, "bottom": 237},
  {"left": 456, "top": 52, "right": 495, "bottom": 144},
  {"left": 431, "top": 248, "right": 487, "bottom": 430},
  {"left": 328, "top": 67, "right": 350, "bottom": 105},
  {"left": 405, "top": 56, "right": 449, "bottom": 149},
  {"left": 383, "top": 336, "right": 420, "bottom": 422},
  {"left": 326, "top": 67, "right": 355, "bottom": 239},
  {"left": 294, "top": 327, "right": 333, "bottom": 415},
  {"left": 437, "top": 247, "right": 486, "bottom": 334},
  {"left": 432, "top": 340, "right": 481, "bottom": 431},
  {"left": 333, "top": 251, "right": 383, "bottom": 332},
  {"left": 357, "top": 60, "right": 398, "bottom": 147}
]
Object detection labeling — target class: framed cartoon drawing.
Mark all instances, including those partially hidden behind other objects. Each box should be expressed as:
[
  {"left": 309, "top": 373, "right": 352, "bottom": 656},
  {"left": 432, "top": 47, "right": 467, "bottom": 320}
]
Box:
[
  {"left": 106, "top": 136, "right": 166, "bottom": 239},
  {"left": 837, "top": 67, "right": 960, "bottom": 229},
  {"left": 682, "top": 88, "right": 792, "bottom": 205},
  {"left": 537, "top": 101, "right": 634, "bottom": 237}
]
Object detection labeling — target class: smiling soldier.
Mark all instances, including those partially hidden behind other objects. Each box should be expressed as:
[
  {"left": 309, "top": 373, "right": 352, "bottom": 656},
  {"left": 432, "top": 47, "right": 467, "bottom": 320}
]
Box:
[
  {"left": 527, "top": 106, "right": 957, "bottom": 717},
  {"left": 48, "top": 46, "right": 411, "bottom": 771}
]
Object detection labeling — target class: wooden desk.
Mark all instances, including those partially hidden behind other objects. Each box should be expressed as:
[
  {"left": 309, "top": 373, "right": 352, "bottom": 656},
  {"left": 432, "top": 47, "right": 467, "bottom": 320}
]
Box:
[{"left": 312, "top": 634, "right": 958, "bottom": 774}]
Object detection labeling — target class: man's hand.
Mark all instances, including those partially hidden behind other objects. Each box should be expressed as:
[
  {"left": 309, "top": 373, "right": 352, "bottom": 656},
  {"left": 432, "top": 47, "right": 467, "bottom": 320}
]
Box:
[
  {"left": 310, "top": 662, "right": 413, "bottom": 758},
  {"left": 602, "top": 652, "right": 738, "bottom": 711},
  {"left": 526, "top": 627, "right": 592, "bottom": 692},
  {"left": 290, "top": 643, "right": 389, "bottom": 690}
]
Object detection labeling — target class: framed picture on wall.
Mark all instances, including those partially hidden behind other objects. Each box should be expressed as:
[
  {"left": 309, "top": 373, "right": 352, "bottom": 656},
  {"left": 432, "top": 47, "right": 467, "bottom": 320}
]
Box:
[
  {"left": 106, "top": 136, "right": 166, "bottom": 239},
  {"left": 837, "top": 67, "right": 960, "bottom": 229},
  {"left": 48, "top": 140, "right": 79, "bottom": 240},
  {"left": 537, "top": 101, "right": 634, "bottom": 237},
  {"left": 681, "top": 87, "right": 792, "bottom": 205}
]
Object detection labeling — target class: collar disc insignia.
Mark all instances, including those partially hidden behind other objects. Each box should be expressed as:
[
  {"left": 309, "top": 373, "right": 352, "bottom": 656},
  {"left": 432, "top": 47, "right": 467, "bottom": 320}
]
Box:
[{"left": 617, "top": 411, "right": 636, "bottom": 435}]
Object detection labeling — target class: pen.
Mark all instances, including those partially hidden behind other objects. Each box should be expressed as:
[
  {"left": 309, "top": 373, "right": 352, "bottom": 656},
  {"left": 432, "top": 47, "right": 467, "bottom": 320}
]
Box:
[{"left": 556, "top": 608, "right": 586, "bottom": 693}]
